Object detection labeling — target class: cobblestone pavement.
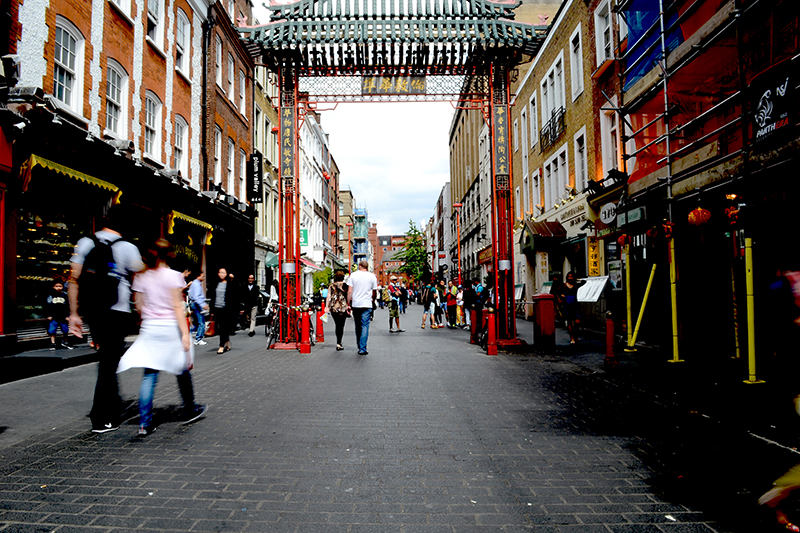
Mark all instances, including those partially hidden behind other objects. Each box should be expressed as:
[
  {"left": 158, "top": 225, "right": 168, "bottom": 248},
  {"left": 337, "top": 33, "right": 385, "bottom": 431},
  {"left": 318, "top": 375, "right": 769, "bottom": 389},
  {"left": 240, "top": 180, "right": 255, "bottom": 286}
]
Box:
[{"left": 0, "top": 305, "right": 790, "bottom": 532}]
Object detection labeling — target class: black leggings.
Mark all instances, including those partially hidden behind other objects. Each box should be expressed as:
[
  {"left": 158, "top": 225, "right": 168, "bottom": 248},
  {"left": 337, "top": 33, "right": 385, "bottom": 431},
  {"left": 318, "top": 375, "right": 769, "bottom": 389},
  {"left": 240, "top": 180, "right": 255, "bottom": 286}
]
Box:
[
  {"left": 332, "top": 313, "right": 347, "bottom": 345},
  {"left": 214, "top": 307, "right": 232, "bottom": 347}
]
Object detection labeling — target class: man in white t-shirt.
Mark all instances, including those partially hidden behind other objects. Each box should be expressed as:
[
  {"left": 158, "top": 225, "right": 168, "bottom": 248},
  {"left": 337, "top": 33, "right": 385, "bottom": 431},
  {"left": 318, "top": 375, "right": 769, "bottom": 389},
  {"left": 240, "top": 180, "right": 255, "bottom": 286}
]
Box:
[{"left": 346, "top": 260, "right": 378, "bottom": 355}]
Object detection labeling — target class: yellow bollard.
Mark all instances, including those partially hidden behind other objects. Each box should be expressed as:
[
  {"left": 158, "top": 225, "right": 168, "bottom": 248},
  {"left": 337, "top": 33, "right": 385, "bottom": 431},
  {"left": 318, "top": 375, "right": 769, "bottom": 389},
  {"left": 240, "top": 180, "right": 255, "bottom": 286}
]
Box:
[
  {"left": 668, "top": 237, "right": 683, "bottom": 363},
  {"left": 626, "top": 263, "right": 657, "bottom": 350},
  {"left": 744, "top": 237, "right": 764, "bottom": 384},
  {"left": 625, "top": 243, "right": 633, "bottom": 348}
]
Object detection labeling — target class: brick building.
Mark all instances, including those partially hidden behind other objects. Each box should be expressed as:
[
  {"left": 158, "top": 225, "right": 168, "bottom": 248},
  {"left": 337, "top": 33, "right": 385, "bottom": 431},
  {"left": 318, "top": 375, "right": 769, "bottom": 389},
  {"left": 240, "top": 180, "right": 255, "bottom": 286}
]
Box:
[{"left": 0, "top": 0, "right": 255, "bottom": 351}]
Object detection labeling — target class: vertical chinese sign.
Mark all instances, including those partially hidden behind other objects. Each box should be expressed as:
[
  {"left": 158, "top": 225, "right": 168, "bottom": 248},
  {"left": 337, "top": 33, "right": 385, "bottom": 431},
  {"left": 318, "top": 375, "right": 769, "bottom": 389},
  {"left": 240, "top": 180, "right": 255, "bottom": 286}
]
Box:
[
  {"left": 492, "top": 106, "right": 510, "bottom": 188},
  {"left": 587, "top": 237, "right": 600, "bottom": 276},
  {"left": 280, "top": 107, "right": 296, "bottom": 189}
]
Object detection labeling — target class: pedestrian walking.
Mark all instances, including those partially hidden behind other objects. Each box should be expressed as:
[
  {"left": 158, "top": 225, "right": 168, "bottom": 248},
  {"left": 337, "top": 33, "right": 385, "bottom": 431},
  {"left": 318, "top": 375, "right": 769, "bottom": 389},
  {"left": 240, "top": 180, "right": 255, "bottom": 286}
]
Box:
[
  {"left": 387, "top": 276, "right": 405, "bottom": 332},
  {"left": 462, "top": 281, "right": 475, "bottom": 329},
  {"left": 188, "top": 271, "right": 209, "bottom": 346},
  {"left": 421, "top": 281, "right": 436, "bottom": 329},
  {"left": 400, "top": 281, "right": 408, "bottom": 313},
  {"left": 241, "top": 274, "right": 259, "bottom": 337},
  {"left": 346, "top": 260, "right": 378, "bottom": 355},
  {"left": 456, "top": 286, "right": 465, "bottom": 327},
  {"left": 434, "top": 280, "right": 446, "bottom": 328},
  {"left": 326, "top": 271, "right": 349, "bottom": 351},
  {"left": 117, "top": 239, "right": 207, "bottom": 436},
  {"left": 68, "top": 204, "right": 144, "bottom": 434},
  {"left": 212, "top": 267, "right": 235, "bottom": 354},
  {"left": 556, "top": 271, "right": 583, "bottom": 344},
  {"left": 446, "top": 280, "right": 458, "bottom": 328}
]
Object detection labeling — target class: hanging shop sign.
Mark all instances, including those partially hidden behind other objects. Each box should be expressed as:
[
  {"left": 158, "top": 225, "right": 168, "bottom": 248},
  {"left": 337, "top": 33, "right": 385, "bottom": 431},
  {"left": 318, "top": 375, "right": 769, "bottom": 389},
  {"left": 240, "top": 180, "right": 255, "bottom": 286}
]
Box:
[
  {"left": 617, "top": 206, "right": 646, "bottom": 227},
  {"left": 362, "top": 75, "right": 427, "bottom": 95},
  {"left": 247, "top": 151, "right": 263, "bottom": 203},
  {"left": 299, "top": 228, "right": 309, "bottom": 247},
  {"left": 599, "top": 202, "right": 617, "bottom": 225},
  {"left": 750, "top": 58, "right": 795, "bottom": 145},
  {"left": 587, "top": 237, "right": 600, "bottom": 277},
  {"left": 492, "top": 106, "right": 510, "bottom": 190},
  {"left": 478, "top": 244, "right": 493, "bottom": 265},
  {"left": 280, "top": 106, "right": 296, "bottom": 190}
]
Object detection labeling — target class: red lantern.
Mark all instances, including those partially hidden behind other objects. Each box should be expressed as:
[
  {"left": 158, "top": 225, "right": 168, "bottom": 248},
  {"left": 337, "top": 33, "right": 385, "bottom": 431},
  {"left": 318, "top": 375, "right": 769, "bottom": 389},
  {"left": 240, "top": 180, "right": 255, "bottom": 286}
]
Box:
[
  {"left": 617, "top": 234, "right": 631, "bottom": 246},
  {"left": 688, "top": 207, "right": 711, "bottom": 226}
]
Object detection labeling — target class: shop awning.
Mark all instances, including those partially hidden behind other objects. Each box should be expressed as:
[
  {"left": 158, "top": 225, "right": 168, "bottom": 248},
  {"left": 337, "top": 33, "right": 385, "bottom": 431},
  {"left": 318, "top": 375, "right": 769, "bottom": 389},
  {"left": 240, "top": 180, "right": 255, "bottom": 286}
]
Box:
[
  {"left": 20, "top": 154, "right": 120, "bottom": 194},
  {"left": 264, "top": 251, "right": 279, "bottom": 268},
  {"left": 519, "top": 219, "right": 566, "bottom": 252},
  {"left": 300, "top": 257, "right": 324, "bottom": 271},
  {"left": 167, "top": 210, "right": 213, "bottom": 245}
]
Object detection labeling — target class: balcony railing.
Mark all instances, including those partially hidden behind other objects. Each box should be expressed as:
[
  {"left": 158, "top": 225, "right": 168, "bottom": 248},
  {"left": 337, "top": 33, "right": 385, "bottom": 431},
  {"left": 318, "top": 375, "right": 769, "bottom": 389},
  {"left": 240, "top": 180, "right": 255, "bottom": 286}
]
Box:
[{"left": 539, "top": 106, "right": 566, "bottom": 153}]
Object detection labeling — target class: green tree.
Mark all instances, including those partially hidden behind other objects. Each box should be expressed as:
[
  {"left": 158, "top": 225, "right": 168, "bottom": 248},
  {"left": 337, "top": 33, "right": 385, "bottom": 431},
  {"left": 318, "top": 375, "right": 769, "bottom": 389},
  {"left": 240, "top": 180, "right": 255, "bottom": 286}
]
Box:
[
  {"left": 393, "top": 220, "right": 431, "bottom": 283},
  {"left": 312, "top": 267, "right": 332, "bottom": 294}
]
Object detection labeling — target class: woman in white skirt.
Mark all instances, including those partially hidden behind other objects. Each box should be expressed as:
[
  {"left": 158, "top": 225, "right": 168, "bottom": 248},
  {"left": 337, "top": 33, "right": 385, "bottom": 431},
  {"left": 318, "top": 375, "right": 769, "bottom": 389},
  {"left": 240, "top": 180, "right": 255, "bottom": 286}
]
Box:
[{"left": 118, "top": 239, "right": 207, "bottom": 436}]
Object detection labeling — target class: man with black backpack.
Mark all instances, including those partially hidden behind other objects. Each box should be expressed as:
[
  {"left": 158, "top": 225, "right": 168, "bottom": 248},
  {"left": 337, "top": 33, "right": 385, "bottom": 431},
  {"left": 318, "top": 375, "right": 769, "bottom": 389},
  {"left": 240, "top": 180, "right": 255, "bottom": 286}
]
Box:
[{"left": 69, "top": 204, "right": 143, "bottom": 434}]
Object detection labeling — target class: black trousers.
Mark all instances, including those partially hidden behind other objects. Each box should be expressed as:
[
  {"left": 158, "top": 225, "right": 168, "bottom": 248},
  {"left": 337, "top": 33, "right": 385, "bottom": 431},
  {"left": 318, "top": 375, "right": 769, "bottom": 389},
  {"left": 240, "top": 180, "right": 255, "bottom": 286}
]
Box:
[
  {"left": 88, "top": 310, "right": 129, "bottom": 427},
  {"left": 332, "top": 313, "right": 348, "bottom": 345},
  {"left": 214, "top": 307, "right": 232, "bottom": 347}
]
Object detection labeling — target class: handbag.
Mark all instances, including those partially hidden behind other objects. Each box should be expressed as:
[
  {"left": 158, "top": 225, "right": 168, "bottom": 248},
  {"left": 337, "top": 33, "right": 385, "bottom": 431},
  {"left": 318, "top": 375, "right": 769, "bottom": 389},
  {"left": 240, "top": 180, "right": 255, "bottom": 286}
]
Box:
[{"left": 321, "top": 312, "right": 329, "bottom": 324}]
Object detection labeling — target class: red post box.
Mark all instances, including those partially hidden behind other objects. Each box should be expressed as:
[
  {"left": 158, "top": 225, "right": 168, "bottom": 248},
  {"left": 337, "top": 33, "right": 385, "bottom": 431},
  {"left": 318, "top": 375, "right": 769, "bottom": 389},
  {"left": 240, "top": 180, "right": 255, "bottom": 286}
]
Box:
[{"left": 531, "top": 294, "right": 555, "bottom": 348}]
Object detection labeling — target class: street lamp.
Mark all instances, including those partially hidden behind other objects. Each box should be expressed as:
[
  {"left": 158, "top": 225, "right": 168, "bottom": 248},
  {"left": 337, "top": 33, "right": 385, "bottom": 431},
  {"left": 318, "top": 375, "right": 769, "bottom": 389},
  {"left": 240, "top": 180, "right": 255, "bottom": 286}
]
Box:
[
  {"left": 453, "top": 203, "right": 463, "bottom": 287},
  {"left": 346, "top": 222, "right": 353, "bottom": 272}
]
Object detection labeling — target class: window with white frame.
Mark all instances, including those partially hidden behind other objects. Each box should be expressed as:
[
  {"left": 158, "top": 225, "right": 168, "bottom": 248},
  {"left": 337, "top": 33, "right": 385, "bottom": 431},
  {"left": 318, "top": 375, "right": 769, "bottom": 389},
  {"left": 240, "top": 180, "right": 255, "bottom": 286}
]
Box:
[
  {"left": 570, "top": 24, "right": 584, "bottom": 99},
  {"left": 254, "top": 106, "right": 261, "bottom": 146},
  {"left": 215, "top": 36, "right": 222, "bottom": 86},
  {"left": 595, "top": 0, "right": 613, "bottom": 66},
  {"left": 227, "top": 53, "right": 234, "bottom": 97},
  {"left": 174, "top": 115, "right": 188, "bottom": 177},
  {"left": 600, "top": 107, "right": 620, "bottom": 178},
  {"left": 529, "top": 93, "right": 538, "bottom": 147},
  {"left": 515, "top": 187, "right": 521, "bottom": 219},
  {"left": 109, "top": 0, "right": 131, "bottom": 17},
  {"left": 214, "top": 126, "right": 222, "bottom": 184},
  {"left": 543, "top": 144, "right": 569, "bottom": 209},
  {"left": 146, "top": 0, "right": 164, "bottom": 48},
  {"left": 53, "top": 18, "right": 84, "bottom": 114},
  {"left": 239, "top": 148, "right": 246, "bottom": 198},
  {"left": 144, "top": 92, "right": 162, "bottom": 160},
  {"left": 239, "top": 70, "right": 246, "bottom": 111},
  {"left": 522, "top": 176, "right": 530, "bottom": 215},
  {"left": 531, "top": 168, "right": 541, "bottom": 213},
  {"left": 574, "top": 127, "right": 588, "bottom": 191},
  {"left": 105, "top": 60, "right": 127, "bottom": 136},
  {"left": 540, "top": 51, "right": 565, "bottom": 123},
  {"left": 521, "top": 107, "right": 529, "bottom": 178},
  {"left": 513, "top": 119, "right": 519, "bottom": 152},
  {"left": 227, "top": 0, "right": 235, "bottom": 15},
  {"left": 227, "top": 138, "right": 235, "bottom": 191},
  {"left": 175, "top": 9, "right": 189, "bottom": 74},
  {"left": 618, "top": 12, "right": 628, "bottom": 42}
]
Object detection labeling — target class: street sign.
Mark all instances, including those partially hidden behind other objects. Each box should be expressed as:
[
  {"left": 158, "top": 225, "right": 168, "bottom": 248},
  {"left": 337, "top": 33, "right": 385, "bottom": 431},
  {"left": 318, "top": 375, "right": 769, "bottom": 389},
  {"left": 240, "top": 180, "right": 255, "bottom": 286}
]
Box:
[{"left": 300, "top": 229, "right": 308, "bottom": 247}]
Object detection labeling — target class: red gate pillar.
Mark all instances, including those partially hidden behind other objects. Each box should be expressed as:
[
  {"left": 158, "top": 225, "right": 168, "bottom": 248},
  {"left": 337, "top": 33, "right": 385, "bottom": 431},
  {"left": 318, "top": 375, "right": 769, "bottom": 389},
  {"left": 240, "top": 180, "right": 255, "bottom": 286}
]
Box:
[
  {"left": 278, "top": 66, "right": 301, "bottom": 346},
  {"left": 488, "top": 63, "right": 518, "bottom": 344}
]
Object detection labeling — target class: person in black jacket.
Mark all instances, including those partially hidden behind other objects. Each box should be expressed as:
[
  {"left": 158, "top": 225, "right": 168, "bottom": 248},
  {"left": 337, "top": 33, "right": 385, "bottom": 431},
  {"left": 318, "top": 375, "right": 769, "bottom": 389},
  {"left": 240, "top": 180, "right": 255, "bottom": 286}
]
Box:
[
  {"left": 212, "top": 268, "right": 236, "bottom": 354},
  {"left": 46, "top": 280, "right": 72, "bottom": 350},
  {"left": 241, "top": 274, "right": 260, "bottom": 337}
]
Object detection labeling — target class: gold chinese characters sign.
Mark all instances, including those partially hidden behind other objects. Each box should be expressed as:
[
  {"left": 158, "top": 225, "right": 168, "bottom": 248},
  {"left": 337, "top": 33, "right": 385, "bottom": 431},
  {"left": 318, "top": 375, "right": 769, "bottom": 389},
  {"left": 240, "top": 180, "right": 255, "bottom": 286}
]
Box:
[
  {"left": 492, "top": 106, "right": 510, "bottom": 190},
  {"left": 280, "top": 106, "right": 296, "bottom": 190},
  {"left": 361, "top": 76, "right": 426, "bottom": 95},
  {"left": 587, "top": 237, "right": 600, "bottom": 277}
]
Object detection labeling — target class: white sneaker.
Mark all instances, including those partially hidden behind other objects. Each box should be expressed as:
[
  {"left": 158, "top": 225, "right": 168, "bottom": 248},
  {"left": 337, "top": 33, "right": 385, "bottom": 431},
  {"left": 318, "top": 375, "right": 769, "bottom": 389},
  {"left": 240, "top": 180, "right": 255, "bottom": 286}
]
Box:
[{"left": 194, "top": 340, "right": 208, "bottom": 346}]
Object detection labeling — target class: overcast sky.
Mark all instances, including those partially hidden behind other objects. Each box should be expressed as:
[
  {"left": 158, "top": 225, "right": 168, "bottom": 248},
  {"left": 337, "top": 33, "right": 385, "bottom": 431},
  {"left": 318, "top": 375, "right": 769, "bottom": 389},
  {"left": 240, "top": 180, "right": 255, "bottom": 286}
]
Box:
[
  {"left": 321, "top": 103, "right": 454, "bottom": 236},
  {"left": 250, "top": 6, "right": 455, "bottom": 236}
]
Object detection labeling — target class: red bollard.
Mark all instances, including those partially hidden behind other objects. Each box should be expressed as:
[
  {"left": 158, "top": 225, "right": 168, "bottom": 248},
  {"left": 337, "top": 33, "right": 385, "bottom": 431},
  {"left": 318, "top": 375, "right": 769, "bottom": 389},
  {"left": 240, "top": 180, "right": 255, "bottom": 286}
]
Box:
[
  {"left": 470, "top": 309, "right": 478, "bottom": 344},
  {"left": 316, "top": 302, "right": 325, "bottom": 343},
  {"left": 486, "top": 307, "right": 497, "bottom": 356},
  {"left": 300, "top": 309, "right": 311, "bottom": 354},
  {"left": 604, "top": 311, "right": 617, "bottom": 370}
]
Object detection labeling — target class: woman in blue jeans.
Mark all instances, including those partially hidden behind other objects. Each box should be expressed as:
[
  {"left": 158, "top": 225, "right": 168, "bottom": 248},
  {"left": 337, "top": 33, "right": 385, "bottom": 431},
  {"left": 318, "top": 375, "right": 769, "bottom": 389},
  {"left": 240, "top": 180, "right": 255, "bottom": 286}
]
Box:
[{"left": 117, "top": 240, "right": 207, "bottom": 436}]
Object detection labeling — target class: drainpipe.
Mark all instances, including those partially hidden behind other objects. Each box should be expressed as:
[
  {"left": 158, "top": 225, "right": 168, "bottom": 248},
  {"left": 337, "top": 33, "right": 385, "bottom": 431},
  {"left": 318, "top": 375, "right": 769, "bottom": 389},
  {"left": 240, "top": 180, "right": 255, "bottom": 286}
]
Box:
[{"left": 201, "top": 6, "right": 216, "bottom": 192}]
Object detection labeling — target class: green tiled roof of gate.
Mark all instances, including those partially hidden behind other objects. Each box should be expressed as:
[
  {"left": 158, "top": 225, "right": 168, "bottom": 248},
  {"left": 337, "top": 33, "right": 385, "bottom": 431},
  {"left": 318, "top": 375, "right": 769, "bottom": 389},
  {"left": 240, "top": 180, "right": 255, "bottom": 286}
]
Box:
[{"left": 239, "top": 0, "right": 545, "bottom": 55}]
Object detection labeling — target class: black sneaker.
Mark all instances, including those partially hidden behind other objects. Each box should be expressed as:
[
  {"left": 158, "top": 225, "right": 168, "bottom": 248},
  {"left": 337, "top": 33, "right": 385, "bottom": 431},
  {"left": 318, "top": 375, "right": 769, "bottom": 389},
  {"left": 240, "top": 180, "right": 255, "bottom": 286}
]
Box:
[
  {"left": 138, "top": 425, "right": 156, "bottom": 436},
  {"left": 179, "top": 404, "right": 208, "bottom": 425},
  {"left": 50, "top": 344, "right": 56, "bottom": 351},
  {"left": 91, "top": 422, "right": 120, "bottom": 434}
]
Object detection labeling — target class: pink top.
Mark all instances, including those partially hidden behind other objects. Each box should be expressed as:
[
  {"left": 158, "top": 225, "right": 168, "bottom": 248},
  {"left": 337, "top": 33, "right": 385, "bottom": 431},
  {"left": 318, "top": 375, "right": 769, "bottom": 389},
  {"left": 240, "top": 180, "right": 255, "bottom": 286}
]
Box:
[{"left": 132, "top": 267, "right": 186, "bottom": 321}]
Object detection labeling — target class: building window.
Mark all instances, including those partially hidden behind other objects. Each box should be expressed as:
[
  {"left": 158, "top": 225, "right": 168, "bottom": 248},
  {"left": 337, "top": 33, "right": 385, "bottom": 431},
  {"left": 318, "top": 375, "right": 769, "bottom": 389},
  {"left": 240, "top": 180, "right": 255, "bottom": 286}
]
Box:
[
  {"left": 144, "top": 92, "right": 162, "bottom": 160},
  {"left": 53, "top": 18, "right": 84, "bottom": 114},
  {"left": 215, "top": 36, "right": 222, "bottom": 87},
  {"left": 227, "top": 53, "right": 234, "bottom": 97},
  {"left": 531, "top": 169, "right": 541, "bottom": 213},
  {"left": 570, "top": 24, "right": 584, "bottom": 100},
  {"left": 227, "top": 137, "right": 235, "bottom": 191},
  {"left": 515, "top": 187, "right": 521, "bottom": 219},
  {"left": 521, "top": 107, "right": 528, "bottom": 178},
  {"left": 174, "top": 115, "right": 188, "bottom": 177},
  {"left": 147, "top": 0, "right": 163, "bottom": 48},
  {"left": 254, "top": 106, "right": 261, "bottom": 146},
  {"left": 600, "top": 108, "right": 620, "bottom": 177},
  {"left": 529, "top": 93, "right": 538, "bottom": 147},
  {"left": 105, "top": 60, "right": 127, "bottom": 136},
  {"left": 175, "top": 9, "right": 189, "bottom": 74},
  {"left": 595, "top": 0, "right": 613, "bottom": 67},
  {"left": 109, "top": 0, "right": 131, "bottom": 17},
  {"left": 239, "top": 70, "right": 246, "bottom": 111},
  {"left": 513, "top": 119, "right": 519, "bottom": 152},
  {"left": 239, "top": 148, "right": 246, "bottom": 198},
  {"left": 574, "top": 128, "right": 587, "bottom": 191},
  {"left": 214, "top": 126, "right": 222, "bottom": 184},
  {"left": 227, "top": 0, "right": 235, "bottom": 15},
  {"left": 544, "top": 144, "right": 568, "bottom": 209},
  {"left": 541, "top": 52, "right": 565, "bottom": 123},
  {"left": 522, "top": 176, "right": 530, "bottom": 215}
]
